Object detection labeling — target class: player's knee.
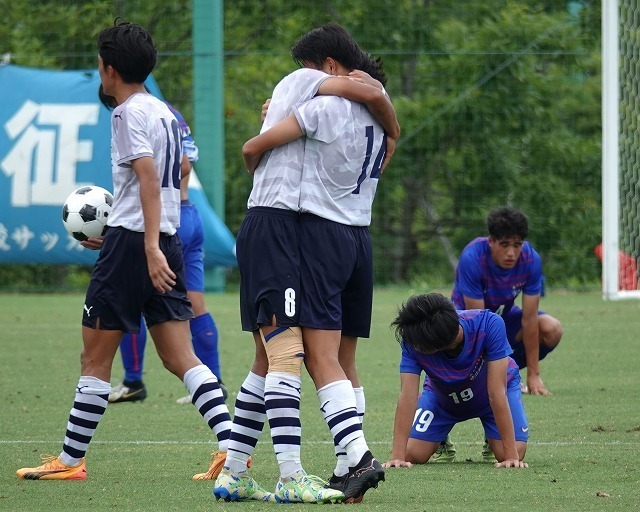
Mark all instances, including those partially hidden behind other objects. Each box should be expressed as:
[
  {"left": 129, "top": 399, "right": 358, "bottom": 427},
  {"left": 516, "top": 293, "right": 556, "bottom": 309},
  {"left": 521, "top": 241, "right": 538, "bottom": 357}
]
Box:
[
  {"left": 261, "top": 326, "right": 304, "bottom": 376},
  {"left": 406, "top": 440, "right": 432, "bottom": 465},
  {"left": 540, "top": 315, "right": 563, "bottom": 347}
]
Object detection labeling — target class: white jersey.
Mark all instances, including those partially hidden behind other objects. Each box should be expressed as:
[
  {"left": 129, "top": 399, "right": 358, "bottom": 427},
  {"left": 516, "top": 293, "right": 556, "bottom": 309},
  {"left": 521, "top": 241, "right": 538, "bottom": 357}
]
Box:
[
  {"left": 293, "top": 96, "right": 385, "bottom": 226},
  {"left": 108, "top": 93, "right": 182, "bottom": 235},
  {"left": 247, "top": 68, "right": 329, "bottom": 210}
]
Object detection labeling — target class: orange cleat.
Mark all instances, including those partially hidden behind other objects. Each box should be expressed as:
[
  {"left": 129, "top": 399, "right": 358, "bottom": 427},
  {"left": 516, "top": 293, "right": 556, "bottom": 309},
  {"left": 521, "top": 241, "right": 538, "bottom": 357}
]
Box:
[{"left": 17, "top": 455, "right": 87, "bottom": 481}]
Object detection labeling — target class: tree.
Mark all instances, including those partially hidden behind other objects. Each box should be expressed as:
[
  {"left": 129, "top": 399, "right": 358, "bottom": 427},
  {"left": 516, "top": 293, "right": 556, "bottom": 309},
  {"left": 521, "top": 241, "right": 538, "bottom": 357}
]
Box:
[{"left": 0, "top": 0, "right": 603, "bottom": 288}]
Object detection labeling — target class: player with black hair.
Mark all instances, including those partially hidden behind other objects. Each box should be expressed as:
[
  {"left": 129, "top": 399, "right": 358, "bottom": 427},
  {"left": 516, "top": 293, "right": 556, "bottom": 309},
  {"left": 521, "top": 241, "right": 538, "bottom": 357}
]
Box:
[
  {"left": 17, "top": 20, "right": 231, "bottom": 481},
  {"left": 384, "top": 293, "right": 528, "bottom": 469},
  {"left": 213, "top": 23, "right": 398, "bottom": 504},
  {"left": 452, "top": 206, "right": 563, "bottom": 396},
  {"left": 230, "top": 23, "right": 397, "bottom": 503}
]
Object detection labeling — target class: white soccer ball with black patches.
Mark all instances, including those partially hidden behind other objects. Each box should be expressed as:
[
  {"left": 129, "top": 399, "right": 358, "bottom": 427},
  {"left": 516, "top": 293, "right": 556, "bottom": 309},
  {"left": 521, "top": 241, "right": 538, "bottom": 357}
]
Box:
[{"left": 62, "top": 186, "right": 114, "bottom": 241}]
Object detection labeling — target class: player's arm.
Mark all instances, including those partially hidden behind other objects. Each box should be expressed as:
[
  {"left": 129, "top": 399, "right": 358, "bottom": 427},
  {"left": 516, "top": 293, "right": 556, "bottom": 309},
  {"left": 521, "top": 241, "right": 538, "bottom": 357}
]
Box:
[
  {"left": 317, "top": 77, "right": 399, "bottom": 173},
  {"left": 317, "top": 77, "right": 399, "bottom": 138},
  {"left": 521, "top": 292, "right": 549, "bottom": 395},
  {"left": 179, "top": 153, "right": 191, "bottom": 201},
  {"left": 133, "top": 155, "right": 176, "bottom": 293},
  {"left": 486, "top": 357, "right": 526, "bottom": 468},
  {"left": 242, "top": 114, "right": 303, "bottom": 173},
  {"left": 383, "top": 372, "right": 420, "bottom": 469},
  {"left": 456, "top": 248, "right": 486, "bottom": 309},
  {"left": 345, "top": 70, "right": 384, "bottom": 91}
]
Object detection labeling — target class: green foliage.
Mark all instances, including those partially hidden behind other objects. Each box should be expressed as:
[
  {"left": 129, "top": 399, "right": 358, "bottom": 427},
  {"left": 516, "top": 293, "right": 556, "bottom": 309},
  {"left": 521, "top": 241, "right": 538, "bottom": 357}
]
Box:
[{"left": 0, "top": 0, "right": 604, "bottom": 287}]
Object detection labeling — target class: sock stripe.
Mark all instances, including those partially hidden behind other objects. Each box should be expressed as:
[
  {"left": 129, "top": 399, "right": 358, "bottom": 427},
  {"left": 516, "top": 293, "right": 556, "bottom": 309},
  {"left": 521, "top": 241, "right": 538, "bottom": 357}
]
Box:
[
  {"left": 268, "top": 416, "right": 301, "bottom": 428},
  {"left": 232, "top": 415, "right": 265, "bottom": 430},
  {"left": 327, "top": 410, "right": 357, "bottom": 429},
  {"left": 271, "top": 434, "right": 302, "bottom": 446},
  {"left": 235, "top": 397, "right": 267, "bottom": 413},
  {"left": 63, "top": 445, "right": 86, "bottom": 460},
  {"left": 73, "top": 399, "right": 108, "bottom": 415},
  {"left": 230, "top": 432, "right": 261, "bottom": 447},
  {"left": 334, "top": 423, "right": 362, "bottom": 445},
  {"left": 68, "top": 415, "right": 100, "bottom": 430},
  {"left": 64, "top": 430, "right": 92, "bottom": 444},
  {"left": 192, "top": 381, "right": 220, "bottom": 402},
  {"left": 263, "top": 395, "right": 300, "bottom": 408}
]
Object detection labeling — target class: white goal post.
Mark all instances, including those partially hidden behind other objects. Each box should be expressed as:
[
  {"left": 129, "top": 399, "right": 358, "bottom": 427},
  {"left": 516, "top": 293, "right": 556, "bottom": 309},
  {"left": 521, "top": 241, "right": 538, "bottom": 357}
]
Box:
[{"left": 602, "top": 0, "right": 640, "bottom": 299}]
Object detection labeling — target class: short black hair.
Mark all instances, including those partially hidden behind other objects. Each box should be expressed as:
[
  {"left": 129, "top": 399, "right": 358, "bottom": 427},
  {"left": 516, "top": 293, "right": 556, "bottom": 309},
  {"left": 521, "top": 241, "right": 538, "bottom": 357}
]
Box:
[
  {"left": 391, "top": 293, "right": 460, "bottom": 354},
  {"left": 486, "top": 206, "right": 528, "bottom": 240},
  {"left": 291, "top": 22, "right": 387, "bottom": 86},
  {"left": 98, "top": 19, "right": 156, "bottom": 84}
]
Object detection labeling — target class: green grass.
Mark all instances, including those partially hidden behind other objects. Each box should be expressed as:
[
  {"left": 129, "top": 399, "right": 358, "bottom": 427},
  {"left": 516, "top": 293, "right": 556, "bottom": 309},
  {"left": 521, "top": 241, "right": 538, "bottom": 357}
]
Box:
[{"left": 1, "top": 288, "right": 639, "bottom": 511}]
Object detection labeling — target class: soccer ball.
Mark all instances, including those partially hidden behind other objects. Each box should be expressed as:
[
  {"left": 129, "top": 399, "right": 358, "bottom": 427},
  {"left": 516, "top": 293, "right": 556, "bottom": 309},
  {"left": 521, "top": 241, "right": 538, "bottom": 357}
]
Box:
[{"left": 62, "top": 186, "right": 114, "bottom": 241}]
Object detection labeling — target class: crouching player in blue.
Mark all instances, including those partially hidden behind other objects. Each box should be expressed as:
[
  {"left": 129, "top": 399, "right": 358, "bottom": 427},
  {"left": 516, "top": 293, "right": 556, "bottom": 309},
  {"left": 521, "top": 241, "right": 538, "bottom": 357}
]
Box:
[{"left": 383, "top": 293, "right": 528, "bottom": 469}]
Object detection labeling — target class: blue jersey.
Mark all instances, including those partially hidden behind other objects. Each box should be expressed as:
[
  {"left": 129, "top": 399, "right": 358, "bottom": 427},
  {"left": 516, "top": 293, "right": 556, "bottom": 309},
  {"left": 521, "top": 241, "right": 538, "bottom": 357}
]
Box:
[
  {"left": 399, "top": 309, "right": 519, "bottom": 416},
  {"left": 165, "top": 103, "right": 199, "bottom": 163},
  {"left": 451, "top": 237, "right": 542, "bottom": 316}
]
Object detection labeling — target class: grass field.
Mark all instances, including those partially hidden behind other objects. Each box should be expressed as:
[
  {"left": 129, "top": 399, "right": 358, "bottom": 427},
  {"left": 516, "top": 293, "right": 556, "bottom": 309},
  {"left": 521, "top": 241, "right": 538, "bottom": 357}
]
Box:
[{"left": 1, "top": 287, "right": 639, "bottom": 511}]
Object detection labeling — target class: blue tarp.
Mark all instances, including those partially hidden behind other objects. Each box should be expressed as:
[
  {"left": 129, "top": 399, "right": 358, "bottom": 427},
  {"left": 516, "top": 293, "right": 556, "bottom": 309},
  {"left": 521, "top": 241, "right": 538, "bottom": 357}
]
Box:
[{"left": 0, "top": 64, "right": 236, "bottom": 267}]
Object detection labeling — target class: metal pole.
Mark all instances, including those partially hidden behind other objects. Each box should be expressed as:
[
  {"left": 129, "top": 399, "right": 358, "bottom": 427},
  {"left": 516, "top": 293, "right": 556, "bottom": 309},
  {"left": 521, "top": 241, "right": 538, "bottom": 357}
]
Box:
[{"left": 193, "top": 0, "right": 225, "bottom": 292}]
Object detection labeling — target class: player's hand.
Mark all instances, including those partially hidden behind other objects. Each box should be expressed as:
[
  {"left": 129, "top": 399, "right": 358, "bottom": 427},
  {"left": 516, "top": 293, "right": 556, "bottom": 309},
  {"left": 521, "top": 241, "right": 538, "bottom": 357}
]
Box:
[
  {"left": 494, "top": 459, "right": 528, "bottom": 468},
  {"left": 383, "top": 459, "right": 413, "bottom": 469},
  {"left": 346, "top": 70, "right": 383, "bottom": 91},
  {"left": 145, "top": 246, "right": 176, "bottom": 293},
  {"left": 381, "top": 136, "right": 397, "bottom": 174},
  {"left": 81, "top": 236, "right": 104, "bottom": 251},
  {"left": 526, "top": 374, "right": 551, "bottom": 396},
  {"left": 261, "top": 98, "right": 271, "bottom": 123},
  {"left": 243, "top": 153, "right": 262, "bottom": 175}
]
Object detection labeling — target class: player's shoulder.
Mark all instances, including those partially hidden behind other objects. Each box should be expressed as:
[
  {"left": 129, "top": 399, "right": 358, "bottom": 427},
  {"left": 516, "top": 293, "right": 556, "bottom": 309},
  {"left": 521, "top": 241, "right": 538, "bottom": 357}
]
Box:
[
  {"left": 119, "top": 92, "right": 165, "bottom": 117},
  {"left": 459, "top": 237, "right": 489, "bottom": 262},
  {"left": 300, "top": 94, "right": 353, "bottom": 117},
  {"left": 468, "top": 236, "right": 489, "bottom": 249},
  {"left": 522, "top": 240, "right": 539, "bottom": 257},
  {"left": 519, "top": 241, "right": 542, "bottom": 266},
  {"left": 459, "top": 308, "right": 503, "bottom": 335},
  {"left": 286, "top": 67, "right": 328, "bottom": 81},
  {"left": 273, "top": 67, "right": 325, "bottom": 90}
]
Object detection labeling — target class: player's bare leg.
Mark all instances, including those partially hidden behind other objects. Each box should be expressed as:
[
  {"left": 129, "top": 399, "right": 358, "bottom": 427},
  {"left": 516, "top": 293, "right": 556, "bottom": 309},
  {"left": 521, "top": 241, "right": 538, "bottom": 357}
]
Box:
[
  {"left": 304, "top": 328, "right": 384, "bottom": 503},
  {"left": 17, "top": 323, "right": 122, "bottom": 480},
  {"left": 486, "top": 438, "right": 527, "bottom": 465}
]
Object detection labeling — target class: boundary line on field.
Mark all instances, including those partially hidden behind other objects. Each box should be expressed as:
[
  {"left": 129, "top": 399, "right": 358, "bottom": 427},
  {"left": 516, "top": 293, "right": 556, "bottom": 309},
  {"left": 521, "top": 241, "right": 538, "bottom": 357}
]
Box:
[{"left": 2, "top": 439, "right": 639, "bottom": 446}]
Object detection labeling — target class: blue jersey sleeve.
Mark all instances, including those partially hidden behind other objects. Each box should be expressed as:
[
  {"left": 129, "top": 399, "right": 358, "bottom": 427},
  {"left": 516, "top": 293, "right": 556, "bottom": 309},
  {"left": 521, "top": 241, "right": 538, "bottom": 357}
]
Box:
[
  {"left": 399, "top": 342, "right": 422, "bottom": 375},
  {"left": 455, "top": 242, "right": 485, "bottom": 300},
  {"left": 165, "top": 102, "right": 200, "bottom": 162},
  {"left": 483, "top": 312, "right": 513, "bottom": 361}
]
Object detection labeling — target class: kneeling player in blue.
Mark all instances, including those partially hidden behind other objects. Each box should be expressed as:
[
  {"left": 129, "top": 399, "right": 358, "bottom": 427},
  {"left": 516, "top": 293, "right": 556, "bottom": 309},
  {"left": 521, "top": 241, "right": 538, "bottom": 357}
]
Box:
[{"left": 383, "top": 293, "right": 528, "bottom": 469}]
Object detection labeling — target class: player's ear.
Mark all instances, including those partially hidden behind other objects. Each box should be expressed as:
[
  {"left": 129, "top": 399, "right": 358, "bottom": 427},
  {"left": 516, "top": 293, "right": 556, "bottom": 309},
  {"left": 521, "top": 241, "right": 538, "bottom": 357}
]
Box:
[{"left": 323, "top": 57, "right": 337, "bottom": 75}]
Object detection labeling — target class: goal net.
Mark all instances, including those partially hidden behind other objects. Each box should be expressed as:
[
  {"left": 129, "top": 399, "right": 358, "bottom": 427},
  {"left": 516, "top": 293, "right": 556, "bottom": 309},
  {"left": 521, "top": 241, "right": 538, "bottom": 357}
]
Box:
[{"left": 602, "top": 0, "right": 640, "bottom": 299}]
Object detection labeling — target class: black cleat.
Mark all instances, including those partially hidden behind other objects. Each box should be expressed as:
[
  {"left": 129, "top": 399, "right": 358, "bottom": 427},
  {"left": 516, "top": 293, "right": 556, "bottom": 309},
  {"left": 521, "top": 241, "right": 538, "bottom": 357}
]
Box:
[
  {"left": 108, "top": 382, "right": 147, "bottom": 403},
  {"left": 341, "top": 451, "right": 385, "bottom": 503}
]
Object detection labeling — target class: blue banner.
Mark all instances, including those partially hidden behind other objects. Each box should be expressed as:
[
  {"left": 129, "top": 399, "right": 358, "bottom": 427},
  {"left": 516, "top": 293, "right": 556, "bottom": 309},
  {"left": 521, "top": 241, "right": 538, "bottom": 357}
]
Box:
[{"left": 0, "top": 64, "right": 236, "bottom": 267}]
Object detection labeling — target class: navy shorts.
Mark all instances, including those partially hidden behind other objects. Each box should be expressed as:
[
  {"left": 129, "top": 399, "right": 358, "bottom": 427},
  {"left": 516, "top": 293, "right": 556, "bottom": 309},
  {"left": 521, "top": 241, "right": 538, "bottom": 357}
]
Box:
[
  {"left": 236, "top": 207, "right": 300, "bottom": 332},
  {"left": 410, "top": 377, "right": 529, "bottom": 443},
  {"left": 503, "top": 306, "right": 554, "bottom": 368},
  {"left": 298, "top": 214, "right": 373, "bottom": 338},
  {"left": 177, "top": 202, "right": 205, "bottom": 293},
  {"left": 82, "top": 226, "right": 193, "bottom": 332}
]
